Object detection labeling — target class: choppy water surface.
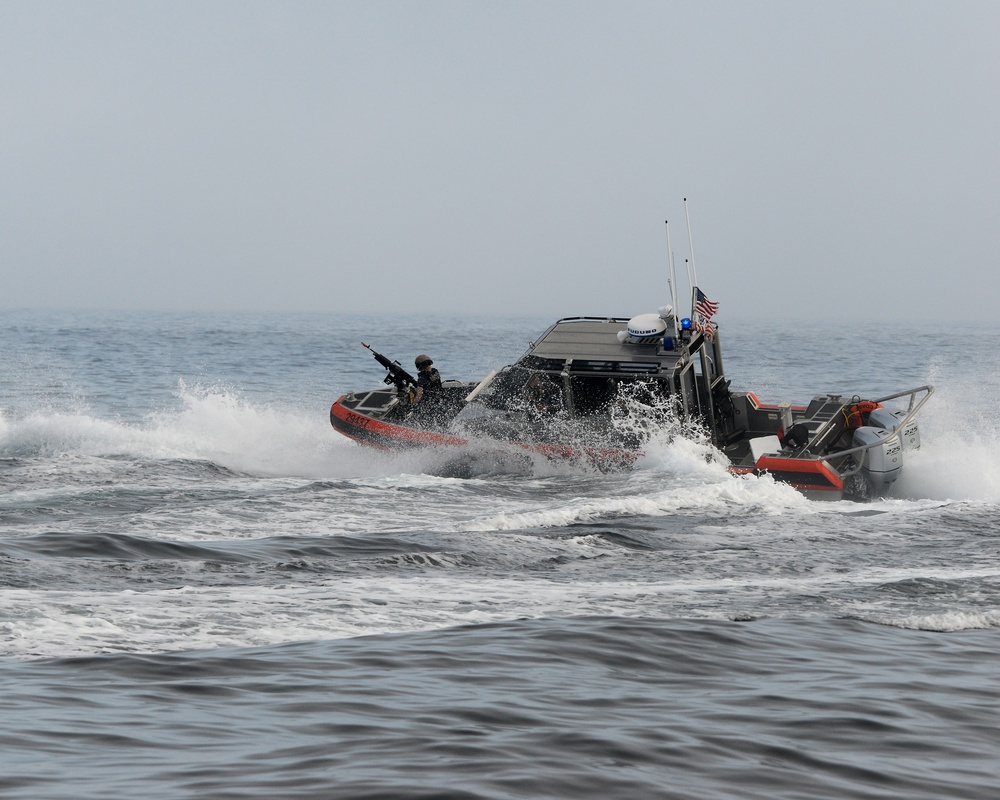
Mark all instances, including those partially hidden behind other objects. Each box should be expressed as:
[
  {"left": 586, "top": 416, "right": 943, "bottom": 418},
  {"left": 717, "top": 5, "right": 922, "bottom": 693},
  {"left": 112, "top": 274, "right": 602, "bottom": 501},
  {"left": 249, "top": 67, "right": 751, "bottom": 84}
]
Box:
[{"left": 1, "top": 310, "right": 999, "bottom": 798}]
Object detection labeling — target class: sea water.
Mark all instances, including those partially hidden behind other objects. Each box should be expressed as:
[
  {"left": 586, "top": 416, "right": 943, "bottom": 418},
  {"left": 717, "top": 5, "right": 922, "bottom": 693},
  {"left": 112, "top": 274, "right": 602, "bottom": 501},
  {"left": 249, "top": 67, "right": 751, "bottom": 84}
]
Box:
[{"left": 1, "top": 310, "right": 999, "bottom": 799}]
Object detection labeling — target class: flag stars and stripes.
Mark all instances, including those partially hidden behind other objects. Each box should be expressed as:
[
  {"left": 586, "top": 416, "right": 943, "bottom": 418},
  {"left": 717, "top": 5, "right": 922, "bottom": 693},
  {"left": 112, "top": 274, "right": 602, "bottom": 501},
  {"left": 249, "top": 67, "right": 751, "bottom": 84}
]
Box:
[
  {"left": 693, "top": 287, "right": 719, "bottom": 341},
  {"left": 694, "top": 288, "right": 719, "bottom": 321}
]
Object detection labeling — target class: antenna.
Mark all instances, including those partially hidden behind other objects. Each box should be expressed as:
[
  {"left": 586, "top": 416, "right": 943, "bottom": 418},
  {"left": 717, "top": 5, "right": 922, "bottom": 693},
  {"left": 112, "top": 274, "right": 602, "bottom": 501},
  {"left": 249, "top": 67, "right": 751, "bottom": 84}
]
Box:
[
  {"left": 683, "top": 197, "right": 699, "bottom": 288},
  {"left": 664, "top": 220, "right": 679, "bottom": 316},
  {"left": 684, "top": 259, "right": 694, "bottom": 305}
]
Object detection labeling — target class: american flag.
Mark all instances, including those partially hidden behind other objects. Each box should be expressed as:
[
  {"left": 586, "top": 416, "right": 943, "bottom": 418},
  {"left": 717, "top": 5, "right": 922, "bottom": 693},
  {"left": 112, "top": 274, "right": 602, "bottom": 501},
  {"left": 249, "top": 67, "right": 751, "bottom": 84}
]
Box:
[
  {"left": 693, "top": 319, "right": 715, "bottom": 341},
  {"left": 693, "top": 287, "right": 718, "bottom": 341},
  {"left": 694, "top": 287, "right": 719, "bottom": 321}
]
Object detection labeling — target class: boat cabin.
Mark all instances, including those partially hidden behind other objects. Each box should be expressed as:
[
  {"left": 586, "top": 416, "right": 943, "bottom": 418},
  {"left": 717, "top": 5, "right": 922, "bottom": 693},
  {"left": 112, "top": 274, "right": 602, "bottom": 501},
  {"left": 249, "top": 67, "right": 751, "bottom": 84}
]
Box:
[{"left": 460, "top": 315, "right": 732, "bottom": 445}]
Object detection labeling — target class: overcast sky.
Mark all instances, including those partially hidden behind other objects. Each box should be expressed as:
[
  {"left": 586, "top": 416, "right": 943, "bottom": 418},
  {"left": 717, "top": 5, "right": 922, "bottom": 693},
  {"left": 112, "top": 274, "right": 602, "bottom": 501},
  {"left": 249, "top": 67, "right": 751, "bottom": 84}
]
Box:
[{"left": 2, "top": 1, "right": 998, "bottom": 321}]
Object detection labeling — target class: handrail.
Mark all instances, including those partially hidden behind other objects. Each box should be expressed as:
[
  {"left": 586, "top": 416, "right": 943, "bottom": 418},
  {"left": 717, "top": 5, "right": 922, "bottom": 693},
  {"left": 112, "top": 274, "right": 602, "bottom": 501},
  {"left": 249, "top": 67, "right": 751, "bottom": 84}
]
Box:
[
  {"left": 872, "top": 384, "right": 935, "bottom": 413},
  {"left": 555, "top": 316, "right": 632, "bottom": 323},
  {"left": 810, "top": 385, "right": 934, "bottom": 465}
]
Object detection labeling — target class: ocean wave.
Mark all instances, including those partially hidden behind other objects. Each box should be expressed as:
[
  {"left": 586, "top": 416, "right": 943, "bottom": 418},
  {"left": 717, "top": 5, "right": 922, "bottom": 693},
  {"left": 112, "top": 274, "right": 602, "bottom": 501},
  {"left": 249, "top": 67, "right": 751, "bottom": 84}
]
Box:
[
  {"left": 0, "top": 383, "right": 412, "bottom": 480},
  {"left": 2, "top": 617, "right": 998, "bottom": 800},
  {"left": 894, "top": 375, "right": 1000, "bottom": 503},
  {"left": 461, "top": 473, "right": 809, "bottom": 533},
  {"left": 864, "top": 610, "right": 1000, "bottom": 632},
  {"left": 5, "top": 371, "right": 1000, "bottom": 508}
]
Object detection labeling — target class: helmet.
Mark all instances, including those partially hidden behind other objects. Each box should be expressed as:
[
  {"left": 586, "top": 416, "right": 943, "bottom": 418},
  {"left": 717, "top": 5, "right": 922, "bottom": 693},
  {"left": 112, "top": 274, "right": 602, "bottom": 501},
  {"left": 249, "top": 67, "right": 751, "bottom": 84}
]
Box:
[{"left": 415, "top": 355, "right": 433, "bottom": 369}]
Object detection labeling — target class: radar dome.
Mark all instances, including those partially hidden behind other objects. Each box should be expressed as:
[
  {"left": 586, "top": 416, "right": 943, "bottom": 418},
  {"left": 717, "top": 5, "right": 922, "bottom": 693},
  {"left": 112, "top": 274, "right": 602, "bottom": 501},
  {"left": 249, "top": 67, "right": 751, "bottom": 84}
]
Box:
[{"left": 623, "top": 313, "right": 667, "bottom": 344}]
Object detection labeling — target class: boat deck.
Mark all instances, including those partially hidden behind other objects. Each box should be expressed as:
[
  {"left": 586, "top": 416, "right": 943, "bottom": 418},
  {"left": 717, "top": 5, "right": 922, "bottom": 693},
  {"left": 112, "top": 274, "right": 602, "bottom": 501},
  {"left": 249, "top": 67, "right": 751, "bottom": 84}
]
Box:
[{"left": 529, "top": 317, "right": 683, "bottom": 365}]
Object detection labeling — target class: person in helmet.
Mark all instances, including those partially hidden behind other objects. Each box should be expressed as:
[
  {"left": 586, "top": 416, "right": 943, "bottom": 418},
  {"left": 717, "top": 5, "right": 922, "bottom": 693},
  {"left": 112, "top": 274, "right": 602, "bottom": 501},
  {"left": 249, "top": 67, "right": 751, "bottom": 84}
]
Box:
[{"left": 413, "top": 355, "right": 441, "bottom": 402}]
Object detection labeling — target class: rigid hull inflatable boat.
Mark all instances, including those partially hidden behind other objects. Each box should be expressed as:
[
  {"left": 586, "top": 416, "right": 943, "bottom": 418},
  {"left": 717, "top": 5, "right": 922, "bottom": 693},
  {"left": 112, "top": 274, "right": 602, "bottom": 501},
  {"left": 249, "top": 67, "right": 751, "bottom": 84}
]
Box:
[{"left": 331, "top": 309, "right": 933, "bottom": 500}]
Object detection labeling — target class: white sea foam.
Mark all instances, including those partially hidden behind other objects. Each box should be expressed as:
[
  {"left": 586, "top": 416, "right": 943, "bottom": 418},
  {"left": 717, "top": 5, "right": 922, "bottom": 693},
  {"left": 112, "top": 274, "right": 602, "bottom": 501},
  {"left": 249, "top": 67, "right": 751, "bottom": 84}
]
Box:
[
  {"left": 1, "top": 380, "right": 821, "bottom": 541},
  {"left": 0, "top": 578, "right": 653, "bottom": 659},
  {"left": 460, "top": 479, "right": 805, "bottom": 532},
  {"left": 7, "top": 554, "right": 996, "bottom": 659},
  {"left": 461, "top": 446, "right": 809, "bottom": 533},
  {"left": 0, "top": 382, "right": 414, "bottom": 481},
  {"left": 867, "top": 610, "right": 1000, "bottom": 632},
  {"left": 0, "top": 568, "right": 856, "bottom": 659},
  {"left": 894, "top": 422, "right": 1000, "bottom": 504},
  {"left": 891, "top": 359, "right": 1000, "bottom": 503},
  {"left": 145, "top": 383, "right": 355, "bottom": 478}
]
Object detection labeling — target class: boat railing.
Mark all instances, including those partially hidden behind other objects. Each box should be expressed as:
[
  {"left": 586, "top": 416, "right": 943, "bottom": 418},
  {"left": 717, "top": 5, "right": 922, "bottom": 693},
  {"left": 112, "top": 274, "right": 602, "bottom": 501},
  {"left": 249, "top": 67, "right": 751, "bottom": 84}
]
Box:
[
  {"left": 813, "top": 385, "right": 934, "bottom": 475},
  {"left": 554, "top": 316, "right": 632, "bottom": 323},
  {"left": 872, "top": 384, "right": 935, "bottom": 415}
]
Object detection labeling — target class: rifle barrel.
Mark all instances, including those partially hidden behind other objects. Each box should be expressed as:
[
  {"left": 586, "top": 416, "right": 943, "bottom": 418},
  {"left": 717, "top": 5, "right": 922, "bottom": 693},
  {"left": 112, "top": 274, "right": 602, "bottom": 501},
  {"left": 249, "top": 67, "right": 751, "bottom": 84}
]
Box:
[{"left": 362, "top": 343, "right": 417, "bottom": 388}]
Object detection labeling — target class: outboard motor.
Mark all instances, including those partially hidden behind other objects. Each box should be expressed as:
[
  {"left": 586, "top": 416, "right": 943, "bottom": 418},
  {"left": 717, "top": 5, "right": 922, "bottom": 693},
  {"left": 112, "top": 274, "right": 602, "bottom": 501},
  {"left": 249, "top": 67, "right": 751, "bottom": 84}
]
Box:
[
  {"left": 869, "top": 407, "right": 921, "bottom": 450},
  {"left": 852, "top": 425, "right": 904, "bottom": 494}
]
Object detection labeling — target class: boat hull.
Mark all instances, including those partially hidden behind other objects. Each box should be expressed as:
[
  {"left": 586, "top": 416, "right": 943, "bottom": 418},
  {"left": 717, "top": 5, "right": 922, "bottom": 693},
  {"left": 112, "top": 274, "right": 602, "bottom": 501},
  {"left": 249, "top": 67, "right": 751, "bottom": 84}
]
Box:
[
  {"left": 331, "top": 393, "right": 859, "bottom": 491},
  {"left": 330, "top": 395, "right": 469, "bottom": 450},
  {"left": 729, "top": 457, "right": 845, "bottom": 499},
  {"left": 330, "top": 394, "right": 639, "bottom": 471}
]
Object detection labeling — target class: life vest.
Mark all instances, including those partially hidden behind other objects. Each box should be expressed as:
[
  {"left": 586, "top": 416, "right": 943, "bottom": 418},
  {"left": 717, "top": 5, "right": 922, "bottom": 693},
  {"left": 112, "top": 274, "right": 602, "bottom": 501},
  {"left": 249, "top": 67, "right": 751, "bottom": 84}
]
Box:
[{"left": 842, "top": 400, "right": 881, "bottom": 427}]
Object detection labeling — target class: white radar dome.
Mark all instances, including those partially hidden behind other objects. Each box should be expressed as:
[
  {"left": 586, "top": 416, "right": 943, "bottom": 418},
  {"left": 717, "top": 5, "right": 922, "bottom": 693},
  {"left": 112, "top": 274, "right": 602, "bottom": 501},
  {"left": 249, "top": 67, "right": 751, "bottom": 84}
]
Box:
[{"left": 626, "top": 313, "right": 667, "bottom": 339}]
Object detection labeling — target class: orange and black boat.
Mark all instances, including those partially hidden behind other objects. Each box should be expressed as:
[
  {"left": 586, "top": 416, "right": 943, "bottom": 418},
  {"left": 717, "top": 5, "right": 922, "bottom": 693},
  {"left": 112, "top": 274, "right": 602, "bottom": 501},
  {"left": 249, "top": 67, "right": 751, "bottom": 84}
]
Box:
[{"left": 332, "top": 306, "right": 932, "bottom": 499}]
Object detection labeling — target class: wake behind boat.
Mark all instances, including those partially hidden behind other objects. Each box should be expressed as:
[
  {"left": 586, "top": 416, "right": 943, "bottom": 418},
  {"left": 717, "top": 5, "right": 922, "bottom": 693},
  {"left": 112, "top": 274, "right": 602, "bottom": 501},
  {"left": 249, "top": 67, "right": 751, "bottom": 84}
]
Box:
[{"left": 330, "top": 215, "right": 933, "bottom": 500}]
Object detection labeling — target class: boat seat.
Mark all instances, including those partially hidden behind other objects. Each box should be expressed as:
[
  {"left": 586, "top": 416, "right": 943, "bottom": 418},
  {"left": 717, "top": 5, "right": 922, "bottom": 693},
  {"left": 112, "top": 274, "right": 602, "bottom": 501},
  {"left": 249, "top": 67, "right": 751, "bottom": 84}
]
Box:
[
  {"left": 749, "top": 435, "right": 782, "bottom": 463},
  {"left": 798, "top": 399, "right": 846, "bottom": 434},
  {"left": 799, "top": 401, "right": 853, "bottom": 454}
]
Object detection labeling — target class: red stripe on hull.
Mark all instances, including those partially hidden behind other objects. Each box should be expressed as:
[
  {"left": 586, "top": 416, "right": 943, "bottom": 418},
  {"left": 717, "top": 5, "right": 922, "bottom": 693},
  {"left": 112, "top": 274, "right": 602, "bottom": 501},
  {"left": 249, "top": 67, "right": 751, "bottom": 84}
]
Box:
[
  {"left": 330, "top": 397, "right": 468, "bottom": 450},
  {"left": 729, "top": 455, "right": 844, "bottom": 493},
  {"left": 330, "top": 397, "right": 638, "bottom": 470}
]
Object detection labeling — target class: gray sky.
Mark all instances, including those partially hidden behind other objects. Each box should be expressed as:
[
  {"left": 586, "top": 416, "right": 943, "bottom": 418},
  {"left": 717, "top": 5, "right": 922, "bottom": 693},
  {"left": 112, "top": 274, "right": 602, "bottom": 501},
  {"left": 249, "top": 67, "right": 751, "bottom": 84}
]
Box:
[{"left": 3, "top": 1, "right": 998, "bottom": 321}]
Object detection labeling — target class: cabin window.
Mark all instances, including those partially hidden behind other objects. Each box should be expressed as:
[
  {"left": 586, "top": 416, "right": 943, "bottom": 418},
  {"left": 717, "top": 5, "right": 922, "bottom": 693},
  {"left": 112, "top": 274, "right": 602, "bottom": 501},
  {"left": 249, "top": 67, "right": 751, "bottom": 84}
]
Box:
[
  {"left": 569, "top": 377, "right": 617, "bottom": 416},
  {"left": 478, "top": 366, "right": 565, "bottom": 417},
  {"left": 568, "top": 376, "right": 673, "bottom": 418},
  {"left": 477, "top": 367, "right": 531, "bottom": 411}
]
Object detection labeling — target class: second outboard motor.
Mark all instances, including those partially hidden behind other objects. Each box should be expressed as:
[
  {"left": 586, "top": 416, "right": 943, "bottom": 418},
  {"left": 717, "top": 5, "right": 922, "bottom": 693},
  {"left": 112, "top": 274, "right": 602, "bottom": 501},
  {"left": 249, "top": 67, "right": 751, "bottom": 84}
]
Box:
[
  {"left": 869, "top": 407, "right": 921, "bottom": 450},
  {"left": 852, "top": 425, "right": 904, "bottom": 494}
]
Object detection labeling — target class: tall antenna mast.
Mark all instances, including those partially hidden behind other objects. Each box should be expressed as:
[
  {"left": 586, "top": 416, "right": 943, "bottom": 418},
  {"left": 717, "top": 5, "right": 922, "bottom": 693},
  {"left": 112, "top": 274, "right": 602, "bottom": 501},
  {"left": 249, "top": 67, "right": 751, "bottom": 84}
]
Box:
[
  {"left": 684, "top": 259, "right": 694, "bottom": 305},
  {"left": 664, "top": 220, "right": 679, "bottom": 315},
  {"left": 683, "top": 197, "right": 700, "bottom": 288}
]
